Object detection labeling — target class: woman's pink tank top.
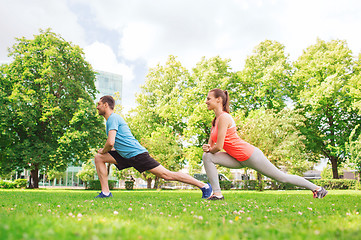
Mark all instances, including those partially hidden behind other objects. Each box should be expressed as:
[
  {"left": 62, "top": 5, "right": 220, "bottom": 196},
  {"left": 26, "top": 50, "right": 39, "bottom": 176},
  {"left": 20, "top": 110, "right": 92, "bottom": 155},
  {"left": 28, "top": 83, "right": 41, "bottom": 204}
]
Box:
[{"left": 210, "top": 112, "right": 255, "bottom": 161}]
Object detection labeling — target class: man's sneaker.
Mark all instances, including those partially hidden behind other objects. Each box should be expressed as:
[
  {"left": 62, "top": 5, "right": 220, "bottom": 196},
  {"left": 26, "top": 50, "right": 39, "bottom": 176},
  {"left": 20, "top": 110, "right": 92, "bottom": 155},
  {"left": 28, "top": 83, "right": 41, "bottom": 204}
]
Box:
[
  {"left": 95, "top": 192, "right": 113, "bottom": 198},
  {"left": 207, "top": 195, "right": 224, "bottom": 201},
  {"left": 201, "top": 183, "right": 213, "bottom": 199},
  {"left": 312, "top": 187, "right": 328, "bottom": 199}
]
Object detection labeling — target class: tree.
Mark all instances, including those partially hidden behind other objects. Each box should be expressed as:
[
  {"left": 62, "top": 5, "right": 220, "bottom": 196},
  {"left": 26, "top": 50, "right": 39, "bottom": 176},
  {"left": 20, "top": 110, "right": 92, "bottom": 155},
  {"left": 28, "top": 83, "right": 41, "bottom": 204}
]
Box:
[
  {"left": 182, "top": 56, "right": 233, "bottom": 173},
  {"left": 140, "top": 127, "right": 184, "bottom": 189},
  {"left": 77, "top": 159, "right": 96, "bottom": 186},
  {"left": 235, "top": 108, "right": 314, "bottom": 175},
  {"left": 229, "top": 40, "right": 293, "bottom": 115},
  {"left": 47, "top": 169, "right": 65, "bottom": 186},
  {"left": 292, "top": 39, "right": 361, "bottom": 178},
  {"left": 0, "top": 29, "right": 104, "bottom": 188}
]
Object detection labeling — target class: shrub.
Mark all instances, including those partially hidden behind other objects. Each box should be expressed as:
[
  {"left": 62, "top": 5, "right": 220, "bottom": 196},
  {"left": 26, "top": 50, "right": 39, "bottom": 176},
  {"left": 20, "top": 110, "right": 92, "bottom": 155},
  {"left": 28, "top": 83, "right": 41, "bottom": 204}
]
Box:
[
  {"left": 125, "top": 181, "right": 134, "bottom": 190},
  {"left": 310, "top": 179, "right": 359, "bottom": 190},
  {"left": 86, "top": 180, "right": 117, "bottom": 190},
  {"left": 0, "top": 180, "right": 17, "bottom": 189},
  {"left": 14, "top": 179, "right": 28, "bottom": 188},
  {"left": 219, "top": 180, "right": 232, "bottom": 190}
]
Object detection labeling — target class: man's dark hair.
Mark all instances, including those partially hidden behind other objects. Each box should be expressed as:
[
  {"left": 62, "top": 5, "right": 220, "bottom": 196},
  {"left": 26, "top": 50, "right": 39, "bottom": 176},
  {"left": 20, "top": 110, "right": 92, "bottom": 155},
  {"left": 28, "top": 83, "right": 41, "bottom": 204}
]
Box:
[{"left": 100, "top": 95, "right": 115, "bottom": 110}]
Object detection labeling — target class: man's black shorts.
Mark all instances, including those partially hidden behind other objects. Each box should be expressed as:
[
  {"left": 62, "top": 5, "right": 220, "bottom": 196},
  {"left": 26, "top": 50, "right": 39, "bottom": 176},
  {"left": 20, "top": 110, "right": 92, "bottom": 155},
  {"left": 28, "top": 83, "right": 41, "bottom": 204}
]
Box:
[{"left": 108, "top": 151, "right": 160, "bottom": 173}]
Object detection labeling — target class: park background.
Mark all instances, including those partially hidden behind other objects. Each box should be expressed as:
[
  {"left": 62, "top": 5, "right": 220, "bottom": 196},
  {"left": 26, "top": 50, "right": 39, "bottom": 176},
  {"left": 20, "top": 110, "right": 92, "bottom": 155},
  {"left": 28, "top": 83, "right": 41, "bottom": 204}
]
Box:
[{"left": 1, "top": 0, "right": 361, "bottom": 190}]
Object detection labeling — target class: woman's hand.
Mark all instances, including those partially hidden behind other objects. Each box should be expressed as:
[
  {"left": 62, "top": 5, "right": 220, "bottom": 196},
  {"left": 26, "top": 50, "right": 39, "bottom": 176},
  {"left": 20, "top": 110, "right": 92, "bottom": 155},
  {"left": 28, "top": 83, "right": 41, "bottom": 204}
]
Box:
[{"left": 202, "top": 144, "right": 211, "bottom": 152}]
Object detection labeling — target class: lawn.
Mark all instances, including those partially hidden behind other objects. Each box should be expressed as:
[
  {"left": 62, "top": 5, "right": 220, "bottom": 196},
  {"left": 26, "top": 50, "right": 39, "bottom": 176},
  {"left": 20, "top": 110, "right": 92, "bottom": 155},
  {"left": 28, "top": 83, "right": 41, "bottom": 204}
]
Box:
[{"left": 0, "top": 189, "right": 360, "bottom": 240}]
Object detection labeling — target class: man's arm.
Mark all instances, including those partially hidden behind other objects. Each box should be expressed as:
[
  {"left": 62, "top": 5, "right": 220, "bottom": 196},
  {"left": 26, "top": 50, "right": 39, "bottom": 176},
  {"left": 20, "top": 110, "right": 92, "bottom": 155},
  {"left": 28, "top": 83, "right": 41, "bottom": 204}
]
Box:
[{"left": 99, "top": 130, "right": 116, "bottom": 154}]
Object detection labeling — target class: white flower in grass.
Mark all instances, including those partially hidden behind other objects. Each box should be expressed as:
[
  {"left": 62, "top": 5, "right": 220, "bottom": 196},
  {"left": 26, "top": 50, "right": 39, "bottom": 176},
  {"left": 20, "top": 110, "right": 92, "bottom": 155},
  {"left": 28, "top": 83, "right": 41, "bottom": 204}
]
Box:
[
  {"left": 346, "top": 212, "right": 351, "bottom": 216},
  {"left": 356, "top": 212, "right": 359, "bottom": 215},
  {"left": 47, "top": 209, "right": 51, "bottom": 213},
  {"left": 57, "top": 205, "right": 60, "bottom": 208},
  {"left": 298, "top": 211, "right": 303, "bottom": 215},
  {"left": 141, "top": 207, "right": 144, "bottom": 210},
  {"left": 191, "top": 211, "right": 194, "bottom": 214},
  {"left": 198, "top": 216, "right": 203, "bottom": 220},
  {"left": 128, "top": 208, "right": 132, "bottom": 211},
  {"left": 307, "top": 207, "right": 312, "bottom": 211},
  {"left": 264, "top": 216, "right": 268, "bottom": 219},
  {"left": 68, "top": 212, "right": 73, "bottom": 217},
  {"left": 247, "top": 217, "right": 251, "bottom": 221},
  {"left": 38, "top": 204, "right": 41, "bottom": 207},
  {"left": 77, "top": 213, "right": 83, "bottom": 218},
  {"left": 160, "top": 212, "right": 163, "bottom": 215},
  {"left": 229, "top": 220, "right": 233, "bottom": 224},
  {"left": 113, "top": 211, "right": 119, "bottom": 215},
  {"left": 183, "top": 208, "right": 187, "bottom": 212},
  {"left": 10, "top": 208, "right": 14, "bottom": 211},
  {"left": 208, "top": 208, "right": 212, "bottom": 211}
]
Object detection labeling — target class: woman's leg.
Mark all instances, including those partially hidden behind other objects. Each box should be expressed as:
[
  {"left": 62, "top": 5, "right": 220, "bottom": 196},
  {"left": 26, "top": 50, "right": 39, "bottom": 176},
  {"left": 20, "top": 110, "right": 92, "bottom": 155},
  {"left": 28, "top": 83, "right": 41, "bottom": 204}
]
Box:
[
  {"left": 202, "top": 152, "right": 243, "bottom": 194},
  {"left": 240, "top": 148, "right": 318, "bottom": 191}
]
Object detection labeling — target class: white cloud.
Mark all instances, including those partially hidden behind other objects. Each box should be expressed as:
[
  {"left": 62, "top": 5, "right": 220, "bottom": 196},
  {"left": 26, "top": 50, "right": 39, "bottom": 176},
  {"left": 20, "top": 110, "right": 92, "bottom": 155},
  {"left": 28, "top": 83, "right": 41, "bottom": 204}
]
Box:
[
  {"left": 119, "top": 22, "right": 162, "bottom": 62},
  {"left": 84, "top": 42, "right": 134, "bottom": 84},
  {"left": 0, "top": 0, "right": 85, "bottom": 61}
]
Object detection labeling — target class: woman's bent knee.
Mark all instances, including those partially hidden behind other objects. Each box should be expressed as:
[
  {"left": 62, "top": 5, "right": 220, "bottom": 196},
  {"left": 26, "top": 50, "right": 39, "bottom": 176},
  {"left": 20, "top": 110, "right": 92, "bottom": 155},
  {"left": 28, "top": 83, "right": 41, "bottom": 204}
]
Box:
[{"left": 202, "top": 152, "right": 212, "bottom": 162}]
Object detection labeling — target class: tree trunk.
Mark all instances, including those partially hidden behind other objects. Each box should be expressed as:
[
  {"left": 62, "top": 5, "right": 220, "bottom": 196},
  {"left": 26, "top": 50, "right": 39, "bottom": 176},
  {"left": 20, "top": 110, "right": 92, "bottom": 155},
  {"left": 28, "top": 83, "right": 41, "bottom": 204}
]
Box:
[
  {"left": 30, "top": 168, "right": 39, "bottom": 188},
  {"left": 330, "top": 157, "right": 339, "bottom": 179},
  {"left": 256, "top": 172, "right": 263, "bottom": 191},
  {"left": 147, "top": 178, "right": 152, "bottom": 189},
  {"left": 153, "top": 176, "right": 159, "bottom": 189}
]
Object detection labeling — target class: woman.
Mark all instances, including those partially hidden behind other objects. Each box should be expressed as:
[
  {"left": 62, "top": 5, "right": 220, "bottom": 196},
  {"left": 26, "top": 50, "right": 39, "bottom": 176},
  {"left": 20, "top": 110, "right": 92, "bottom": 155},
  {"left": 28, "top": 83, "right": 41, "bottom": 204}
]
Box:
[{"left": 202, "top": 89, "right": 328, "bottom": 200}]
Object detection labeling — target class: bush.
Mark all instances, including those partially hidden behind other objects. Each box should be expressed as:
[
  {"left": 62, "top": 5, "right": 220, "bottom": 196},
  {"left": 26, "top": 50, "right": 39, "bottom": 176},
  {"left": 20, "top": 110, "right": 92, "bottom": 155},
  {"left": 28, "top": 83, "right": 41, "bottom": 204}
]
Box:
[
  {"left": 86, "top": 180, "right": 117, "bottom": 190},
  {"left": 219, "top": 180, "right": 232, "bottom": 190},
  {"left": 310, "top": 179, "right": 359, "bottom": 190},
  {"left": 14, "top": 179, "right": 28, "bottom": 188},
  {"left": 125, "top": 181, "right": 134, "bottom": 190},
  {"left": 0, "top": 180, "right": 17, "bottom": 189}
]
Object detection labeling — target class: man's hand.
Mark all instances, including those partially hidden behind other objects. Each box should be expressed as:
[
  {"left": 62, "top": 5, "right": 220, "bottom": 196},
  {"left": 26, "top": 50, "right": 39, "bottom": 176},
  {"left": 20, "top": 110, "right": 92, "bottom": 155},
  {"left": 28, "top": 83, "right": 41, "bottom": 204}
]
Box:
[{"left": 202, "top": 144, "right": 211, "bottom": 152}]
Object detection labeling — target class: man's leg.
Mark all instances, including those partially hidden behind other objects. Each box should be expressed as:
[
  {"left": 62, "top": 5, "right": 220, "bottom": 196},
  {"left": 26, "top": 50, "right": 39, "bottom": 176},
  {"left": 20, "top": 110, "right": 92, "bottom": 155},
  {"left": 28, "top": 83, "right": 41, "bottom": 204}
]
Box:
[
  {"left": 149, "top": 165, "right": 206, "bottom": 188},
  {"left": 94, "top": 153, "right": 117, "bottom": 194}
]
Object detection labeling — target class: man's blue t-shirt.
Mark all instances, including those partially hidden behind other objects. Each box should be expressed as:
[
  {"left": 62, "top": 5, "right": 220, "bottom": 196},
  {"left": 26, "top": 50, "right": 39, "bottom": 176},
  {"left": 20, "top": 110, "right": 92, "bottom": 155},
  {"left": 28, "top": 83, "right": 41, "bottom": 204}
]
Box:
[{"left": 106, "top": 113, "right": 147, "bottom": 158}]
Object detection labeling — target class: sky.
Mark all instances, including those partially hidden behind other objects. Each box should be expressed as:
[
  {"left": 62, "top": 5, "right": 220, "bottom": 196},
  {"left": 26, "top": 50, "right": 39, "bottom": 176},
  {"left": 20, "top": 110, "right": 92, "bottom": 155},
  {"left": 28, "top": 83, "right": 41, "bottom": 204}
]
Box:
[{"left": 1, "top": 0, "right": 361, "bottom": 113}]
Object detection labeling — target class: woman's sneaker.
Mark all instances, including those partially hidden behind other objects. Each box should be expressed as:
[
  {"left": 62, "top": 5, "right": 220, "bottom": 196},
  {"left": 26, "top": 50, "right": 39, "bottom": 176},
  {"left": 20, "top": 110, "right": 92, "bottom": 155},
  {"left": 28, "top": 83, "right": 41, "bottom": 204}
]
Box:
[
  {"left": 312, "top": 187, "right": 328, "bottom": 199},
  {"left": 207, "top": 195, "right": 224, "bottom": 200}
]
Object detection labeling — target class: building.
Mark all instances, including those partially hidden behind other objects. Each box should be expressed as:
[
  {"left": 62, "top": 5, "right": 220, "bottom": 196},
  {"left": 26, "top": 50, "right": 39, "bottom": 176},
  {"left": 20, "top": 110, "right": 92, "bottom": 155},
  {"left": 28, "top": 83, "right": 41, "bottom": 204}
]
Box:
[{"left": 95, "top": 70, "right": 123, "bottom": 105}]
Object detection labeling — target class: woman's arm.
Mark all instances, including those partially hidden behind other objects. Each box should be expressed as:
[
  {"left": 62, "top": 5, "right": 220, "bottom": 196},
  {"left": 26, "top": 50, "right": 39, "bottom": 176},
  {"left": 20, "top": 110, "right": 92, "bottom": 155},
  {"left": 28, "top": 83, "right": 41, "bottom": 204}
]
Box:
[{"left": 209, "top": 115, "right": 230, "bottom": 154}]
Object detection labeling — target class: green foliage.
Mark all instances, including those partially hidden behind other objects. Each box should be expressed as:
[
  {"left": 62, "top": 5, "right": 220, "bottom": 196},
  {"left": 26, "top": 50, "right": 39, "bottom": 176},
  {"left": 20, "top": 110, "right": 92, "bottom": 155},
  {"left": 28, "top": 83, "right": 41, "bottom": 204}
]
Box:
[
  {"left": 310, "top": 179, "right": 359, "bottom": 190},
  {"left": 13, "top": 179, "right": 28, "bottom": 188},
  {"left": 112, "top": 165, "right": 140, "bottom": 181},
  {"left": 0, "top": 180, "right": 16, "bottom": 189},
  {"left": 293, "top": 39, "right": 361, "bottom": 178},
  {"left": 86, "top": 180, "right": 117, "bottom": 190},
  {"left": 230, "top": 40, "right": 293, "bottom": 114},
  {"left": 0, "top": 29, "right": 104, "bottom": 187},
  {"left": 77, "top": 160, "right": 96, "bottom": 183},
  {"left": 321, "top": 166, "right": 334, "bottom": 179},
  {"left": 219, "top": 180, "right": 232, "bottom": 190},
  {"left": 125, "top": 181, "right": 134, "bottom": 190},
  {"left": 47, "top": 169, "right": 65, "bottom": 181},
  {"left": 345, "top": 125, "right": 361, "bottom": 173},
  {"left": 235, "top": 108, "right": 314, "bottom": 174}
]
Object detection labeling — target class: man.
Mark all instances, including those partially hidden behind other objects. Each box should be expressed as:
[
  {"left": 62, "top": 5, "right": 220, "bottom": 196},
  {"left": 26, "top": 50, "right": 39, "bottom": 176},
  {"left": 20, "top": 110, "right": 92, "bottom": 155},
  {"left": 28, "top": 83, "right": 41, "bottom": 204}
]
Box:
[{"left": 94, "top": 95, "right": 212, "bottom": 198}]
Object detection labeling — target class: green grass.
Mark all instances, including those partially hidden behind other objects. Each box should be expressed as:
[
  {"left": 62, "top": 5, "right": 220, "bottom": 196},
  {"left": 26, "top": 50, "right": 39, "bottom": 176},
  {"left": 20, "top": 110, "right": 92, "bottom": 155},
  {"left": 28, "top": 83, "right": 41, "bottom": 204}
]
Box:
[{"left": 1, "top": 189, "right": 360, "bottom": 240}]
